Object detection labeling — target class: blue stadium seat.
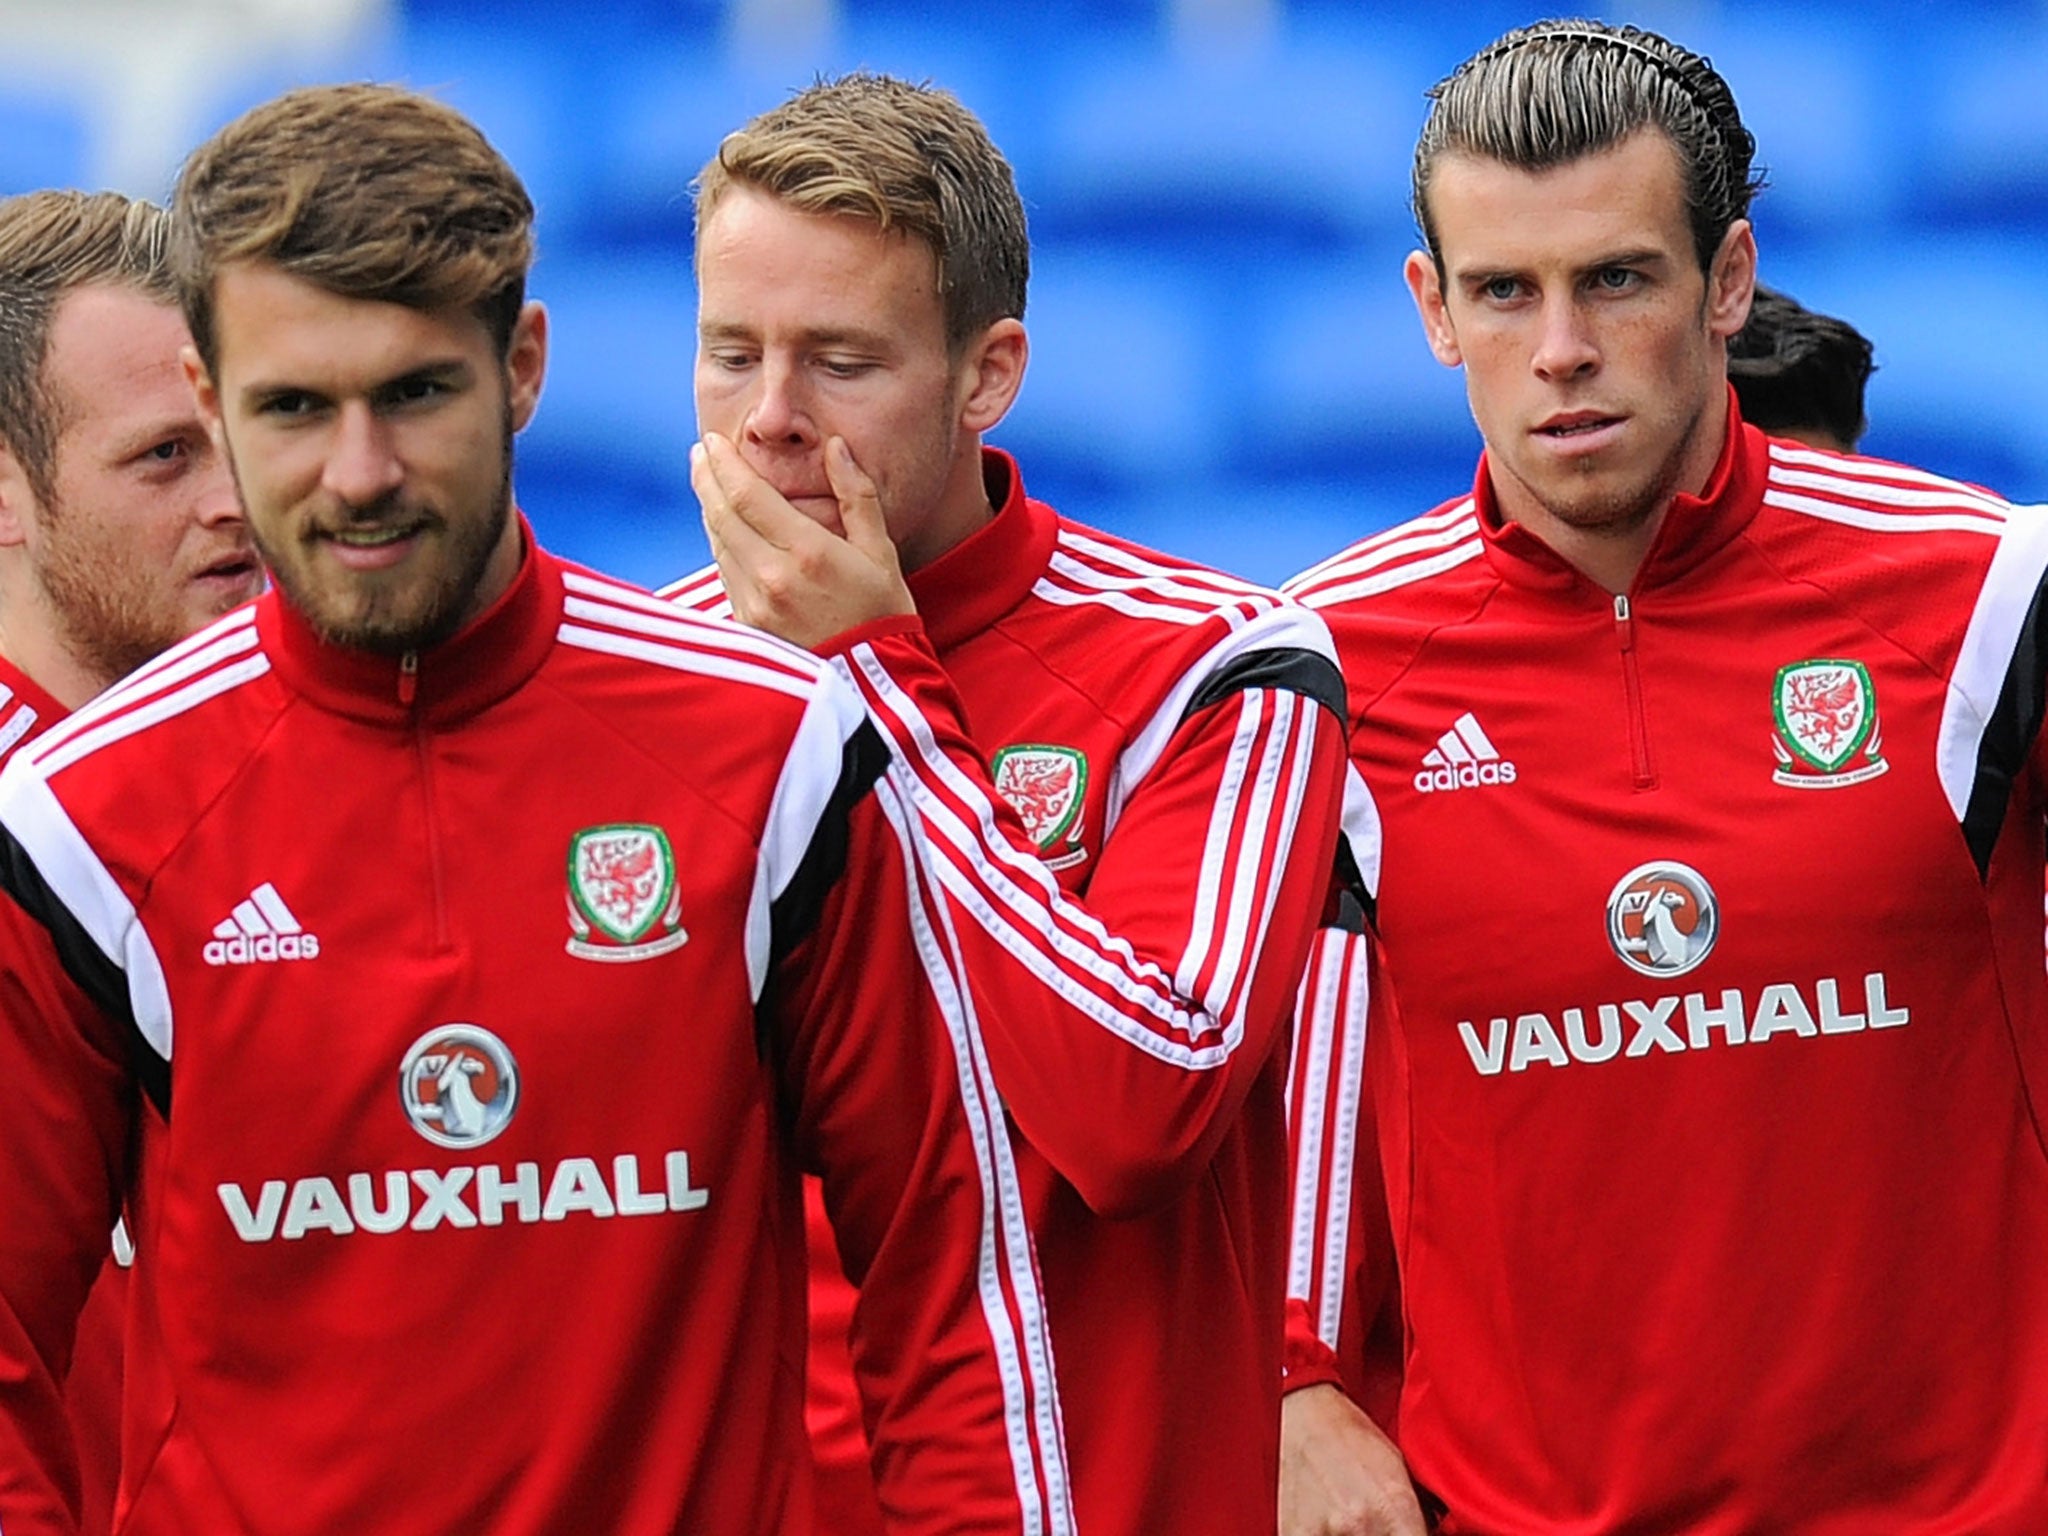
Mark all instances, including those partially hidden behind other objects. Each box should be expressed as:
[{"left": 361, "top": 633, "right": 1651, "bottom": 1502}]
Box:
[
  {"left": 389, "top": 18, "right": 629, "bottom": 250},
  {"left": 1760, "top": 236, "right": 2048, "bottom": 499},
  {"left": 1670, "top": 19, "right": 1905, "bottom": 244},
  {"left": 1233, "top": 250, "right": 1476, "bottom": 482},
  {"left": 524, "top": 251, "right": 698, "bottom": 485},
  {"left": 586, "top": 54, "right": 791, "bottom": 248},
  {"left": 0, "top": 89, "right": 91, "bottom": 196},
  {"left": 1027, "top": 24, "right": 1426, "bottom": 249},
  {"left": 1073, "top": 471, "right": 1442, "bottom": 590},
  {"left": 518, "top": 250, "right": 704, "bottom": 588},
  {"left": 1912, "top": 14, "right": 2048, "bottom": 228},
  {"left": 995, "top": 247, "right": 1223, "bottom": 491},
  {"left": 521, "top": 463, "right": 707, "bottom": 592}
]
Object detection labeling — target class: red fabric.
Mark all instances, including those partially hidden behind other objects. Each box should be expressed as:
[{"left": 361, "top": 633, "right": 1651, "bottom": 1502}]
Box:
[
  {"left": 1285, "top": 408, "right": 2048, "bottom": 1532},
  {"left": 680, "top": 451, "right": 1353, "bottom": 1536},
  {"left": 1282, "top": 929, "right": 1404, "bottom": 1436},
  {"left": 802, "top": 1182, "right": 883, "bottom": 1536},
  {"left": 0, "top": 656, "right": 123, "bottom": 1536},
  {"left": 60, "top": 1259, "right": 122, "bottom": 1536},
  {"left": 0, "top": 541, "right": 1066, "bottom": 1535}
]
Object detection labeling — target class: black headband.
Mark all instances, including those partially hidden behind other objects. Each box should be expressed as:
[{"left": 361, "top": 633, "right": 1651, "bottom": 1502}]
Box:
[{"left": 1461, "top": 22, "right": 1751, "bottom": 223}]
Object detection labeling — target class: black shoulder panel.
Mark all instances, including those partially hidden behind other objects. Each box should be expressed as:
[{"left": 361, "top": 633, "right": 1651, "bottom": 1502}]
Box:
[
  {"left": 1182, "top": 646, "right": 1348, "bottom": 727},
  {"left": 0, "top": 827, "right": 168, "bottom": 1116},
  {"left": 765, "top": 716, "right": 893, "bottom": 981},
  {"left": 1963, "top": 568, "right": 2048, "bottom": 879}
]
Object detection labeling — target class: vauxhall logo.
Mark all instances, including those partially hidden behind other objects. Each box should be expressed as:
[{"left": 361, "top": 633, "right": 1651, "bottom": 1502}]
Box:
[
  {"left": 1455, "top": 856, "right": 1910, "bottom": 1076},
  {"left": 214, "top": 1022, "right": 713, "bottom": 1243}
]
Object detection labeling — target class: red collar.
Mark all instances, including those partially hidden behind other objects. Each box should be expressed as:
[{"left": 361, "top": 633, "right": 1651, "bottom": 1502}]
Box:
[
  {"left": 1476, "top": 385, "right": 1771, "bottom": 601},
  {"left": 905, "top": 447, "right": 1059, "bottom": 652},
  {"left": 257, "top": 516, "right": 563, "bottom": 726},
  {"left": 0, "top": 651, "right": 71, "bottom": 731}
]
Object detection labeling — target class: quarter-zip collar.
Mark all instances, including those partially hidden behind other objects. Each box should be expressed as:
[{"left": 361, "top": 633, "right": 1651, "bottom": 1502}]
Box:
[
  {"left": 1475, "top": 385, "right": 1770, "bottom": 602},
  {"left": 905, "top": 448, "right": 1056, "bottom": 654},
  {"left": 259, "top": 515, "right": 563, "bottom": 727}
]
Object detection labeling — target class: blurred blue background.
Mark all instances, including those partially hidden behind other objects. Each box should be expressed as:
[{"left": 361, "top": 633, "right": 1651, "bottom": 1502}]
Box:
[{"left": 7, "top": 0, "right": 2043, "bottom": 587}]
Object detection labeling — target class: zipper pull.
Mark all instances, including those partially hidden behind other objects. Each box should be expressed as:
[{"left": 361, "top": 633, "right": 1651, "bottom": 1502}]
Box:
[
  {"left": 1613, "top": 593, "right": 1635, "bottom": 649},
  {"left": 398, "top": 650, "right": 419, "bottom": 708}
]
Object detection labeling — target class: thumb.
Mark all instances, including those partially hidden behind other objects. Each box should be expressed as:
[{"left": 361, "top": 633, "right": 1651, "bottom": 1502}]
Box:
[{"left": 826, "top": 436, "right": 897, "bottom": 566}]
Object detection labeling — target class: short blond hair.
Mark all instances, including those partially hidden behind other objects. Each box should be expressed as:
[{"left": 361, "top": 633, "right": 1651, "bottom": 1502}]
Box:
[
  {"left": 0, "top": 190, "right": 173, "bottom": 505},
  {"left": 698, "top": 73, "right": 1028, "bottom": 350},
  {"left": 1415, "top": 20, "right": 1764, "bottom": 275},
  {"left": 171, "top": 82, "right": 535, "bottom": 371}
]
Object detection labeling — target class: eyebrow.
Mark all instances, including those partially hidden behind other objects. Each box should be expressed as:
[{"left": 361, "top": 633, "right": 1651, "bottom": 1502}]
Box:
[
  {"left": 104, "top": 414, "right": 200, "bottom": 462},
  {"left": 698, "top": 320, "right": 894, "bottom": 352},
  {"left": 1581, "top": 247, "right": 1669, "bottom": 271},
  {"left": 237, "top": 358, "right": 474, "bottom": 409},
  {"left": 1453, "top": 247, "right": 1674, "bottom": 286}
]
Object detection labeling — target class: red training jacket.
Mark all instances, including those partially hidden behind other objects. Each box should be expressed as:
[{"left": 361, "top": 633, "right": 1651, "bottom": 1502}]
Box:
[
  {"left": 669, "top": 448, "right": 1353, "bottom": 1536},
  {"left": 0, "top": 659, "right": 128, "bottom": 1536},
  {"left": 0, "top": 534, "right": 1068, "bottom": 1536},
  {"left": 1283, "top": 402, "right": 2048, "bottom": 1533}
]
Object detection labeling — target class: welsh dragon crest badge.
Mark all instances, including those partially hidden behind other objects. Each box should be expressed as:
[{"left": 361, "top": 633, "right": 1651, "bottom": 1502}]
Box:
[
  {"left": 565, "top": 823, "right": 689, "bottom": 961},
  {"left": 1772, "top": 659, "right": 1888, "bottom": 789},
  {"left": 991, "top": 744, "right": 1090, "bottom": 872}
]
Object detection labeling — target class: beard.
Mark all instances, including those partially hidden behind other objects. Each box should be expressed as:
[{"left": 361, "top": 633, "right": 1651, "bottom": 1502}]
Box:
[
  {"left": 1524, "top": 394, "right": 1706, "bottom": 540},
  {"left": 37, "top": 505, "right": 206, "bottom": 688},
  {"left": 242, "top": 403, "right": 516, "bottom": 657}
]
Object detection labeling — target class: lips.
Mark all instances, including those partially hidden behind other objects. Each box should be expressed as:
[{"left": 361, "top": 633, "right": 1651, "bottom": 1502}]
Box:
[
  {"left": 192, "top": 548, "right": 262, "bottom": 586},
  {"left": 1536, "top": 412, "right": 1623, "bottom": 439},
  {"left": 323, "top": 521, "right": 425, "bottom": 549}
]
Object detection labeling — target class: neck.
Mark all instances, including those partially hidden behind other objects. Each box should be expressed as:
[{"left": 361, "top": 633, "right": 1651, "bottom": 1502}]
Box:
[
  {"left": 0, "top": 631, "right": 104, "bottom": 712},
  {"left": 1497, "top": 385, "right": 1731, "bottom": 595},
  {"left": 1512, "top": 505, "right": 1669, "bottom": 596},
  {"left": 0, "top": 582, "right": 105, "bottom": 711},
  {"left": 896, "top": 442, "right": 996, "bottom": 574}
]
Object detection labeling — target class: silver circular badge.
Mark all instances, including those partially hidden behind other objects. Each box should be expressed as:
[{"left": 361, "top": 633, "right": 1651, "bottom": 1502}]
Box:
[
  {"left": 1605, "top": 860, "right": 1719, "bottom": 979},
  {"left": 398, "top": 1024, "right": 519, "bottom": 1149}
]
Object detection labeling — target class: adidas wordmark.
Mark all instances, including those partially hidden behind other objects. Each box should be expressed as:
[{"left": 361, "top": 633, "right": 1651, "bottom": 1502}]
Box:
[
  {"left": 204, "top": 882, "right": 321, "bottom": 966},
  {"left": 1414, "top": 712, "right": 1518, "bottom": 793}
]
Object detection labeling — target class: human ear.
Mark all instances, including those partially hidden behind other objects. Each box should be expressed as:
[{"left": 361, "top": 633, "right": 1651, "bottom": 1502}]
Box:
[
  {"left": 957, "top": 318, "right": 1027, "bottom": 434},
  {"left": 0, "top": 446, "right": 36, "bottom": 550},
  {"left": 1405, "top": 250, "right": 1463, "bottom": 367},
  {"left": 1706, "top": 220, "right": 1758, "bottom": 341},
  {"left": 505, "top": 301, "right": 549, "bottom": 431}
]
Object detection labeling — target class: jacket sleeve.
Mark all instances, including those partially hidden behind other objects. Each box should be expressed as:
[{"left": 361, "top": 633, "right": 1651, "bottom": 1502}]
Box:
[
  {"left": 0, "top": 863, "right": 136, "bottom": 1536},
  {"left": 828, "top": 604, "right": 1350, "bottom": 1216},
  {"left": 1283, "top": 926, "right": 1403, "bottom": 1429},
  {"left": 765, "top": 687, "right": 1074, "bottom": 1536}
]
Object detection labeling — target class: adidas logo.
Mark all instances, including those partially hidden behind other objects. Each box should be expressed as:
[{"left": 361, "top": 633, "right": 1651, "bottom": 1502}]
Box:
[
  {"left": 203, "top": 882, "right": 322, "bottom": 966},
  {"left": 1413, "top": 712, "right": 1518, "bottom": 793}
]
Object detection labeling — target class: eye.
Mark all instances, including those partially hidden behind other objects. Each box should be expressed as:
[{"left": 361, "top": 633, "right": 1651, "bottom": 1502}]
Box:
[
  {"left": 1479, "top": 276, "right": 1523, "bottom": 304},
  {"left": 256, "top": 390, "right": 320, "bottom": 418},
  {"left": 703, "top": 348, "right": 756, "bottom": 373},
  {"left": 381, "top": 375, "right": 454, "bottom": 410},
  {"left": 128, "top": 436, "right": 195, "bottom": 478},
  {"left": 816, "top": 358, "right": 875, "bottom": 380},
  {"left": 1592, "top": 267, "right": 1641, "bottom": 294}
]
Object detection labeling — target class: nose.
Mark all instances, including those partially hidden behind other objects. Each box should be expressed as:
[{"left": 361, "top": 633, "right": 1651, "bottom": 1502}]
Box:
[
  {"left": 741, "top": 356, "right": 817, "bottom": 451},
  {"left": 1531, "top": 294, "right": 1599, "bottom": 382},
  {"left": 321, "top": 400, "right": 404, "bottom": 508}
]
